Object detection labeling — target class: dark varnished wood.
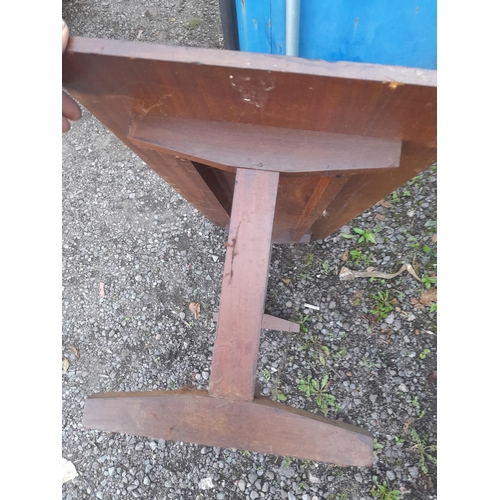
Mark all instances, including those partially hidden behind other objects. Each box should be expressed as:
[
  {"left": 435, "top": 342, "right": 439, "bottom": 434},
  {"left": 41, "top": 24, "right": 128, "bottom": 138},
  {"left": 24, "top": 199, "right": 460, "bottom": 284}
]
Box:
[
  {"left": 127, "top": 114, "right": 402, "bottom": 174},
  {"left": 83, "top": 388, "right": 373, "bottom": 467},
  {"left": 209, "top": 168, "right": 279, "bottom": 401},
  {"left": 63, "top": 36, "right": 436, "bottom": 243},
  {"left": 145, "top": 150, "right": 231, "bottom": 227},
  {"left": 291, "top": 175, "right": 351, "bottom": 241},
  {"left": 310, "top": 142, "right": 437, "bottom": 238}
]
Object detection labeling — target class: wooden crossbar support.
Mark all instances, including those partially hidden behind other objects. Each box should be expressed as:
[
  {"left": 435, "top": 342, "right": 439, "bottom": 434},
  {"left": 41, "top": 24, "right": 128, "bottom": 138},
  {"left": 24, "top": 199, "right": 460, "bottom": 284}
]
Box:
[
  {"left": 212, "top": 312, "right": 300, "bottom": 333},
  {"left": 128, "top": 114, "right": 402, "bottom": 174},
  {"left": 83, "top": 389, "right": 372, "bottom": 466}
]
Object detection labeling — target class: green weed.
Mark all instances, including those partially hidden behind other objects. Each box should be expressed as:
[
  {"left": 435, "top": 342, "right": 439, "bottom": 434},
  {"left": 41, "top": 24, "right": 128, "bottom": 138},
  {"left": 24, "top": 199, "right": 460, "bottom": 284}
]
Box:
[
  {"left": 333, "top": 344, "right": 347, "bottom": 359},
  {"left": 305, "top": 252, "right": 315, "bottom": 266},
  {"left": 298, "top": 375, "right": 340, "bottom": 415},
  {"left": 370, "top": 291, "right": 394, "bottom": 321},
  {"left": 369, "top": 277, "right": 386, "bottom": 285},
  {"left": 270, "top": 386, "right": 287, "bottom": 402},
  {"left": 370, "top": 478, "right": 400, "bottom": 500},
  {"left": 419, "top": 349, "right": 430, "bottom": 360},
  {"left": 407, "top": 235, "right": 419, "bottom": 248},
  {"left": 394, "top": 436, "right": 405, "bottom": 445},
  {"left": 424, "top": 220, "right": 437, "bottom": 233},
  {"left": 410, "top": 430, "right": 437, "bottom": 474},
  {"left": 299, "top": 335, "right": 330, "bottom": 366},
  {"left": 361, "top": 357, "right": 380, "bottom": 369},
  {"left": 349, "top": 249, "right": 373, "bottom": 265},
  {"left": 328, "top": 491, "right": 349, "bottom": 500},
  {"left": 353, "top": 227, "right": 377, "bottom": 244},
  {"left": 297, "top": 313, "right": 311, "bottom": 333},
  {"left": 407, "top": 174, "right": 422, "bottom": 186},
  {"left": 187, "top": 18, "right": 201, "bottom": 29},
  {"left": 421, "top": 275, "right": 437, "bottom": 290}
]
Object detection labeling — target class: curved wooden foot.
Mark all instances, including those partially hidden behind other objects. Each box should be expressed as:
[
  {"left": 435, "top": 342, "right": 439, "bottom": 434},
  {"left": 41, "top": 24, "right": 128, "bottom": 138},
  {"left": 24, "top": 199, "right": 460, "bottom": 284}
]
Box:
[{"left": 83, "top": 388, "right": 373, "bottom": 467}]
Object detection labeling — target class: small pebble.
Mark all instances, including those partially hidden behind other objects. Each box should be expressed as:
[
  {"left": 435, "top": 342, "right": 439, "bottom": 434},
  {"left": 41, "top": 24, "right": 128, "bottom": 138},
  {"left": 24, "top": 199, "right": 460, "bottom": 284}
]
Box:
[
  {"left": 409, "top": 466, "right": 419, "bottom": 478},
  {"left": 308, "top": 472, "right": 320, "bottom": 484}
]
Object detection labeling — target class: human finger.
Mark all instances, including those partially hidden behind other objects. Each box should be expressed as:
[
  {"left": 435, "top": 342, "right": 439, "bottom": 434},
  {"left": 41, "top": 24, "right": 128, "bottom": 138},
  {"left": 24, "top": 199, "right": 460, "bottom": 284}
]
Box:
[
  {"left": 62, "top": 116, "right": 71, "bottom": 133},
  {"left": 62, "top": 20, "right": 70, "bottom": 53},
  {"left": 62, "top": 91, "right": 82, "bottom": 122}
]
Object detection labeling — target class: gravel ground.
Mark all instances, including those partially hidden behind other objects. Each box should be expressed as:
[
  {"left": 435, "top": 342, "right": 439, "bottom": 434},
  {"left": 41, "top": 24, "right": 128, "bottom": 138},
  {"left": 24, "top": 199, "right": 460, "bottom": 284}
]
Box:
[{"left": 62, "top": 2, "right": 437, "bottom": 499}]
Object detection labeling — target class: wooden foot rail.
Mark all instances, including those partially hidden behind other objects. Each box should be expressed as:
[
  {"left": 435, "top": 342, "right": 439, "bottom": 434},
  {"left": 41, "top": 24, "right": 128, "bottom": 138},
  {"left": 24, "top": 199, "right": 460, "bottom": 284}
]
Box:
[
  {"left": 82, "top": 168, "right": 373, "bottom": 466},
  {"left": 83, "top": 389, "right": 372, "bottom": 466}
]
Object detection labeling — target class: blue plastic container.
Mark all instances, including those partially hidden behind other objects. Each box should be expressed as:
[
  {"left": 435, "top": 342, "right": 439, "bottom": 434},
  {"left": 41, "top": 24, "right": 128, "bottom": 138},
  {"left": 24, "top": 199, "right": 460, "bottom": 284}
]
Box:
[{"left": 235, "top": 0, "right": 436, "bottom": 70}]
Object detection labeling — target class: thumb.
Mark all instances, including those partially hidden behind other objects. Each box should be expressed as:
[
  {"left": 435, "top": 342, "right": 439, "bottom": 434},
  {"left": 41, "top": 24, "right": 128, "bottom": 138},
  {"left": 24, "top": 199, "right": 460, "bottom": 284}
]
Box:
[{"left": 62, "top": 20, "right": 70, "bottom": 54}]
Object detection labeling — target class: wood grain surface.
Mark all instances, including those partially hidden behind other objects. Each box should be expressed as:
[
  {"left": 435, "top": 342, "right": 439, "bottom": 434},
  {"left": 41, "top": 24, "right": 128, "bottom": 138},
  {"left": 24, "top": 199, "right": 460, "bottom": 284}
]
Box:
[
  {"left": 128, "top": 114, "right": 402, "bottom": 174},
  {"left": 83, "top": 388, "right": 373, "bottom": 466},
  {"left": 208, "top": 168, "right": 279, "bottom": 401}
]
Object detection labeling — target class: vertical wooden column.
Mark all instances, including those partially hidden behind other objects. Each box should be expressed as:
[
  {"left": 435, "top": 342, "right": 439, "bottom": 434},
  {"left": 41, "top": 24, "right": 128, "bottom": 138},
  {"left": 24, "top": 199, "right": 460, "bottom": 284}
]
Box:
[{"left": 209, "top": 168, "right": 280, "bottom": 401}]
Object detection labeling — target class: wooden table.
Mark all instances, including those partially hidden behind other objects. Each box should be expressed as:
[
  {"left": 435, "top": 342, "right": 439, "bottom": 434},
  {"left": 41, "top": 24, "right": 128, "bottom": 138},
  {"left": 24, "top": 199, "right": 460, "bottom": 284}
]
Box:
[{"left": 63, "top": 37, "right": 436, "bottom": 467}]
